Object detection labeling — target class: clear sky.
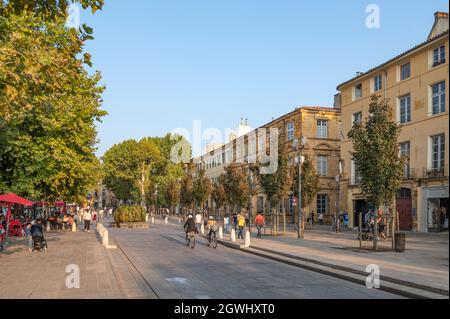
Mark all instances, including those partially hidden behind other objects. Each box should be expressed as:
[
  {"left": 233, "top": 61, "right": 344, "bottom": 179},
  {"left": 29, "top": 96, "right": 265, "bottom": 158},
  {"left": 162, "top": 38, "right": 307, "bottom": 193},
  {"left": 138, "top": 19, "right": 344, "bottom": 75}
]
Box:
[{"left": 81, "top": 0, "right": 449, "bottom": 157}]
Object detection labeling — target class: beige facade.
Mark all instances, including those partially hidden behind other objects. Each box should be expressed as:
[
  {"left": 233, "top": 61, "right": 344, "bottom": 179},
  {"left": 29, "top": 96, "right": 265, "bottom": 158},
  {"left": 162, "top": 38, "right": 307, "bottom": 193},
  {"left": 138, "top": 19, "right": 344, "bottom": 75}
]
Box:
[
  {"left": 192, "top": 106, "right": 341, "bottom": 224},
  {"left": 87, "top": 185, "right": 118, "bottom": 209},
  {"left": 337, "top": 13, "right": 449, "bottom": 232}
]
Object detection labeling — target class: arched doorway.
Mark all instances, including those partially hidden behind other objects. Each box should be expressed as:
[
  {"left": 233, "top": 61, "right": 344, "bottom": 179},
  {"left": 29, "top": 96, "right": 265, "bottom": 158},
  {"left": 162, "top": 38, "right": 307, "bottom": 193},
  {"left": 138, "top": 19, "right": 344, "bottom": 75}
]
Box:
[{"left": 396, "top": 188, "right": 412, "bottom": 230}]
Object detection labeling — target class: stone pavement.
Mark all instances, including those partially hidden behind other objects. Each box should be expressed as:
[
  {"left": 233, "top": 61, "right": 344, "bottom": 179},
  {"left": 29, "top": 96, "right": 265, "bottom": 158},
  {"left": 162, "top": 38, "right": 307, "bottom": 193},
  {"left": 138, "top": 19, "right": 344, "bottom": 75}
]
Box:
[
  {"left": 165, "top": 216, "right": 449, "bottom": 294},
  {"left": 0, "top": 225, "right": 155, "bottom": 299}
]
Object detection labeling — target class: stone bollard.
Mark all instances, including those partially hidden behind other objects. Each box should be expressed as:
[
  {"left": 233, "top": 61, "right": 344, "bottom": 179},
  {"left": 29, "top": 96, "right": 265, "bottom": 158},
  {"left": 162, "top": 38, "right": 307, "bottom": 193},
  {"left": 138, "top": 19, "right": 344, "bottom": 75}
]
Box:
[
  {"left": 145, "top": 214, "right": 149, "bottom": 222},
  {"left": 46, "top": 222, "right": 50, "bottom": 232},
  {"left": 244, "top": 230, "right": 251, "bottom": 248},
  {"left": 102, "top": 230, "right": 109, "bottom": 246},
  {"left": 200, "top": 224, "right": 205, "bottom": 235},
  {"left": 165, "top": 216, "right": 168, "bottom": 224},
  {"left": 72, "top": 222, "right": 76, "bottom": 232},
  {"left": 230, "top": 228, "right": 236, "bottom": 242},
  {"left": 151, "top": 216, "right": 154, "bottom": 224},
  {"left": 218, "top": 227, "right": 223, "bottom": 239},
  {"left": 178, "top": 219, "right": 181, "bottom": 225}
]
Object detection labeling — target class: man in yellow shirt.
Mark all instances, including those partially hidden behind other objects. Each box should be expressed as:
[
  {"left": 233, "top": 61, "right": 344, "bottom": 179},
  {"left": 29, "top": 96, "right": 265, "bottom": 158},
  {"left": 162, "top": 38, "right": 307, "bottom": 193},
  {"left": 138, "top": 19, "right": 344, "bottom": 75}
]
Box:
[
  {"left": 207, "top": 216, "right": 218, "bottom": 243},
  {"left": 237, "top": 213, "right": 246, "bottom": 239}
]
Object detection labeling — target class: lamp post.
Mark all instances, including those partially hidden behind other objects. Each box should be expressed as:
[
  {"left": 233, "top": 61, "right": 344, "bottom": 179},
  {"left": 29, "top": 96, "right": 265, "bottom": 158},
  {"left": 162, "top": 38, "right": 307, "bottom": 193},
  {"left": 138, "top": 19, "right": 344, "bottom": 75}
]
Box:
[
  {"left": 334, "top": 160, "right": 343, "bottom": 233},
  {"left": 292, "top": 136, "right": 307, "bottom": 239},
  {"left": 177, "top": 177, "right": 182, "bottom": 217}
]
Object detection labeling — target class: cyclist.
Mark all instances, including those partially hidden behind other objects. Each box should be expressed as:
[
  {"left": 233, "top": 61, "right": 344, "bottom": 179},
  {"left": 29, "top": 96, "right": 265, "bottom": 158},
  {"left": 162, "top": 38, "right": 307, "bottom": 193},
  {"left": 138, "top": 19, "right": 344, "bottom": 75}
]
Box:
[
  {"left": 207, "top": 216, "right": 218, "bottom": 243},
  {"left": 183, "top": 214, "right": 197, "bottom": 239}
]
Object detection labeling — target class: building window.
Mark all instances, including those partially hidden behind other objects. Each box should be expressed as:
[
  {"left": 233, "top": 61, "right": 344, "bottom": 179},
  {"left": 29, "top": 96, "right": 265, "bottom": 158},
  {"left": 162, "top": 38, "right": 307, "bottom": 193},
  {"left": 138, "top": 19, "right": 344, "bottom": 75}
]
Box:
[
  {"left": 374, "top": 74, "right": 383, "bottom": 92},
  {"left": 317, "top": 155, "right": 328, "bottom": 176},
  {"left": 317, "top": 120, "right": 328, "bottom": 138},
  {"left": 431, "top": 81, "right": 446, "bottom": 115},
  {"left": 400, "top": 142, "right": 411, "bottom": 178},
  {"left": 257, "top": 197, "right": 264, "bottom": 213},
  {"left": 399, "top": 94, "right": 411, "bottom": 124},
  {"left": 286, "top": 122, "right": 295, "bottom": 141},
  {"left": 433, "top": 45, "right": 446, "bottom": 67},
  {"left": 258, "top": 134, "right": 265, "bottom": 155},
  {"left": 431, "top": 134, "right": 445, "bottom": 171},
  {"left": 351, "top": 160, "right": 362, "bottom": 185},
  {"left": 400, "top": 62, "right": 410, "bottom": 80},
  {"left": 353, "top": 84, "right": 362, "bottom": 100},
  {"left": 353, "top": 112, "right": 362, "bottom": 126},
  {"left": 317, "top": 194, "right": 328, "bottom": 215}
]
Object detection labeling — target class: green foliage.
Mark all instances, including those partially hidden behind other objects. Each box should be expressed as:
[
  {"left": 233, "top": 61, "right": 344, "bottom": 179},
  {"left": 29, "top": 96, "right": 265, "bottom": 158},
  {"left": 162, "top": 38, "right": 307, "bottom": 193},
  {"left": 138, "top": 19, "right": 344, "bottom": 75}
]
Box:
[
  {"left": 102, "top": 139, "right": 162, "bottom": 204},
  {"left": 0, "top": 12, "right": 106, "bottom": 201},
  {"left": 114, "top": 205, "right": 147, "bottom": 225},
  {"left": 211, "top": 174, "right": 227, "bottom": 210},
  {"left": 223, "top": 163, "right": 249, "bottom": 209},
  {"left": 180, "top": 163, "right": 194, "bottom": 209},
  {"left": 291, "top": 154, "right": 320, "bottom": 208},
  {"left": 0, "top": 0, "right": 105, "bottom": 18},
  {"left": 192, "top": 168, "right": 211, "bottom": 208},
  {"left": 348, "top": 95, "right": 404, "bottom": 207},
  {"left": 102, "top": 134, "right": 189, "bottom": 205}
]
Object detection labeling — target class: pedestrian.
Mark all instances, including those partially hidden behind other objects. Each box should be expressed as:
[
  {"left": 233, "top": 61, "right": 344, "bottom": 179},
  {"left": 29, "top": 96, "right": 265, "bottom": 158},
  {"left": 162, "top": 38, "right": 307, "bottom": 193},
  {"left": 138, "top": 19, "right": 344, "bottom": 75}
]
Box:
[
  {"left": 92, "top": 210, "right": 97, "bottom": 224},
  {"left": 254, "top": 213, "right": 265, "bottom": 239},
  {"left": 310, "top": 211, "right": 315, "bottom": 225},
  {"left": 83, "top": 210, "right": 92, "bottom": 232},
  {"left": 237, "top": 213, "right": 246, "bottom": 239},
  {"left": 224, "top": 215, "right": 229, "bottom": 232},
  {"left": 318, "top": 212, "right": 324, "bottom": 225},
  {"left": 195, "top": 211, "right": 202, "bottom": 233},
  {"left": 377, "top": 210, "right": 387, "bottom": 240},
  {"left": 232, "top": 213, "right": 238, "bottom": 230},
  {"left": 25, "top": 223, "right": 33, "bottom": 252},
  {"left": 79, "top": 209, "right": 84, "bottom": 227}
]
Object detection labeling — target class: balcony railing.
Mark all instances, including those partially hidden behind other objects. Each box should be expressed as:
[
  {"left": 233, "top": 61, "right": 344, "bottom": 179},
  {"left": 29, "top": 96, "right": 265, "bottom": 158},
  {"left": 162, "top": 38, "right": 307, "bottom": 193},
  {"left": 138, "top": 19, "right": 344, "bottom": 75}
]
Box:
[{"left": 423, "top": 165, "right": 449, "bottom": 179}]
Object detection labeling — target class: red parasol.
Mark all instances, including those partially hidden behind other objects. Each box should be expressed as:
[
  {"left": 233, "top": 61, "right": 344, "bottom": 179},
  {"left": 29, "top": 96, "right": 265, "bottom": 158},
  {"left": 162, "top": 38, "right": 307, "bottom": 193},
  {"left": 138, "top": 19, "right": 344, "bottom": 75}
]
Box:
[{"left": 0, "top": 193, "right": 34, "bottom": 207}]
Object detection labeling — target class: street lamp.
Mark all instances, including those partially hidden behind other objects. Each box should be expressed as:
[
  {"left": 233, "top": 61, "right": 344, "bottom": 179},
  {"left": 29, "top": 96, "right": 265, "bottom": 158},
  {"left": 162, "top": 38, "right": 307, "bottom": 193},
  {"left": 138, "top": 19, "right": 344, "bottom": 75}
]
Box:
[
  {"left": 334, "top": 159, "right": 343, "bottom": 233},
  {"left": 177, "top": 177, "right": 182, "bottom": 217},
  {"left": 292, "top": 136, "right": 307, "bottom": 239},
  {"left": 248, "top": 167, "right": 254, "bottom": 233}
]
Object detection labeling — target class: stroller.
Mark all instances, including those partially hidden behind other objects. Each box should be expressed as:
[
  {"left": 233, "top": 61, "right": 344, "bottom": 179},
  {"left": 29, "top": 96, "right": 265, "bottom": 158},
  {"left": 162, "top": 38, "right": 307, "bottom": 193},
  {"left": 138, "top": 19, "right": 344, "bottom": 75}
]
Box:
[
  {"left": 32, "top": 236, "right": 47, "bottom": 252},
  {"left": 357, "top": 221, "right": 373, "bottom": 241}
]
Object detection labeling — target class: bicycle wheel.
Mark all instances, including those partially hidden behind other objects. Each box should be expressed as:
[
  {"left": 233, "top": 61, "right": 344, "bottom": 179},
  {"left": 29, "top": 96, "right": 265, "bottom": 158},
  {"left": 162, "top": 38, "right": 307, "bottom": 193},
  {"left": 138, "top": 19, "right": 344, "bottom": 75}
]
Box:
[
  {"left": 190, "top": 235, "right": 195, "bottom": 249},
  {"left": 211, "top": 235, "right": 217, "bottom": 249}
]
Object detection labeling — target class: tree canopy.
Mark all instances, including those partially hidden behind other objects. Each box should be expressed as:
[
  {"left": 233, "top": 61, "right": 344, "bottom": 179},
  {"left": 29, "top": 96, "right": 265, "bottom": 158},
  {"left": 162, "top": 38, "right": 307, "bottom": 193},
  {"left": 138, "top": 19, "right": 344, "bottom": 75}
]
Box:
[
  {"left": 348, "top": 95, "right": 404, "bottom": 208},
  {"left": 0, "top": 12, "right": 106, "bottom": 202}
]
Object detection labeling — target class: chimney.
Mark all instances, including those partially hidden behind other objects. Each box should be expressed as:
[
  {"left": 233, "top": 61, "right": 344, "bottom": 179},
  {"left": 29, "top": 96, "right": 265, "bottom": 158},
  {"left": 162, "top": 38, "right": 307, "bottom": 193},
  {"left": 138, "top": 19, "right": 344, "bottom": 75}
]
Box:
[{"left": 428, "top": 11, "right": 449, "bottom": 40}]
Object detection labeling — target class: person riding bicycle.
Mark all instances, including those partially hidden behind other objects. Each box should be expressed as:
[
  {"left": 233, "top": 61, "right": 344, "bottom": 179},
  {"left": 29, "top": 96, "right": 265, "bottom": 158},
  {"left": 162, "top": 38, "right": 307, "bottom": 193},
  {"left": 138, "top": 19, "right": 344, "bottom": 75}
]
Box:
[
  {"left": 207, "top": 215, "right": 218, "bottom": 242},
  {"left": 183, "top": 214, "right": 197, "bottom": 239}
]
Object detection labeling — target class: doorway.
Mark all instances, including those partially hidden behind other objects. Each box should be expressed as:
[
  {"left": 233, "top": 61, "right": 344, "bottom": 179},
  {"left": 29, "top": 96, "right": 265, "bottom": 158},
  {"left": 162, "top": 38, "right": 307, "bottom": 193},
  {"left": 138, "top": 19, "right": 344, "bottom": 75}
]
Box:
[{"left": 396, "top": 188, "right": 412, "bottom": 231}]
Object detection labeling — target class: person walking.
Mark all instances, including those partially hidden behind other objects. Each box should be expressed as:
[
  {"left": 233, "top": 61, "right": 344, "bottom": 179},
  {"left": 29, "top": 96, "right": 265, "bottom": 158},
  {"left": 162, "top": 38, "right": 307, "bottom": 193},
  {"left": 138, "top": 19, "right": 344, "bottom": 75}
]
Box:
[
  {"left": 83, "top": 210, "right": 92, "bottom": 233},
  {"left": 232, "top": 213, "right": 238, "bottom": 230},
  {"left": 254, "top": 213, "right": 265, "bottom": 239},
  {"left": 223, "top": 215, "right": 229, "bottom": 232},
  {"left": 237, "top": 213, "right": 246, "bottom": 239},
  {"left": 318, "top": 212, "right": 324, "bottom": 225},
  {"left": 310, "top": 211, "right": 315, "bottom": 225},
  {"left": 195, "top": 211, "right": 202, "bottom": 233}
]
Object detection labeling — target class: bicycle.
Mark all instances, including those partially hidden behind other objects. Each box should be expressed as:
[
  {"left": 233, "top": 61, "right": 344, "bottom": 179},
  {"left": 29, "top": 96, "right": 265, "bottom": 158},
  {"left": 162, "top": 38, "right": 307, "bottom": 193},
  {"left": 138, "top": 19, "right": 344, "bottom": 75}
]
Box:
[
  {"left": 207, "top": 231, "right": 217, "bottom": 249},
  {"left": 186, "top": 231, "right": 196, "bottom": 249}
]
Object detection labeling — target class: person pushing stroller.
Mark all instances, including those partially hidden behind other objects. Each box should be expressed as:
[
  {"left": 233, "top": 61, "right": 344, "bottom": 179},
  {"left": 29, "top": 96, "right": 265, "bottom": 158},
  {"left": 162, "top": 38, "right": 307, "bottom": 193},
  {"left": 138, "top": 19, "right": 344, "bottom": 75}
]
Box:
[{"left": 31, "top": 218, "right": 47, "bottom": 252}]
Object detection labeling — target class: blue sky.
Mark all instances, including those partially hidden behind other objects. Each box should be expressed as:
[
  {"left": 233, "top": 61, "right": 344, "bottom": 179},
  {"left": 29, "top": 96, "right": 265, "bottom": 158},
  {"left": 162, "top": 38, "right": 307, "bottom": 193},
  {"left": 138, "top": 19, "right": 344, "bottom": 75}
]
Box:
[{"left": 81, "top": 0, "right": 449, "bottom": 157}]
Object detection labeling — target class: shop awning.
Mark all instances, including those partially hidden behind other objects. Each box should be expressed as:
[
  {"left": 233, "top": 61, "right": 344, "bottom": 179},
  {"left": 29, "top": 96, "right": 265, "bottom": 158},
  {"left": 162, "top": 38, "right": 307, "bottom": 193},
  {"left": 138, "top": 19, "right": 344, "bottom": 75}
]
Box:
[{"left": 0, "top": 193, "right": 34, "bottom": 207}]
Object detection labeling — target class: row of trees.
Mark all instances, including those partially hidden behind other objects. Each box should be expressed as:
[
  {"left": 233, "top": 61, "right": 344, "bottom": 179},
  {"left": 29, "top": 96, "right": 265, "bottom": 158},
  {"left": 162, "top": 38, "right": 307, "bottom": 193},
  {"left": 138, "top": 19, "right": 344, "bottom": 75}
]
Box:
[
  {"left": 0, "top": 1, "right": 106, "bottom": 203},
  {"left": 179, "top": 130, "right": 320, "bottom": 234}
]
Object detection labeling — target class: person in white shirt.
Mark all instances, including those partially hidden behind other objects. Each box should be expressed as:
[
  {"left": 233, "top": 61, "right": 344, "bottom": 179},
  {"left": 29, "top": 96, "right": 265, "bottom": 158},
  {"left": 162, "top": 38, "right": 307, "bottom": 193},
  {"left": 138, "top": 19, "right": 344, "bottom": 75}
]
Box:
[
  {"left": 83, "top": 210, "right": 92, "bottom": 232},
  {"left": 195, "top": 213, "right": 202, "bottom": 233}
]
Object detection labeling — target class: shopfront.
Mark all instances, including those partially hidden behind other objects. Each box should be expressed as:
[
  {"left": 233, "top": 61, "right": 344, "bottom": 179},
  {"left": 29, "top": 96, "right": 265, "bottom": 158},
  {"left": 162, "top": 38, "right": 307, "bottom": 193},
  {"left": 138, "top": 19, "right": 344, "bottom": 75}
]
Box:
[{"left": 421, "top": 186, "right": 449, "bottom": 232}]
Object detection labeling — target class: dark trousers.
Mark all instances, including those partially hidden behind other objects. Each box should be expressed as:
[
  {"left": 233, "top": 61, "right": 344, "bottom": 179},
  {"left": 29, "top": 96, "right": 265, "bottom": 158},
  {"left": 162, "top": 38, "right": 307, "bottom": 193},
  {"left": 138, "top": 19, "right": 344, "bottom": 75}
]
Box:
[
  {"left": 256, "top": 225, "right": 263, "bottom": 238},
  {"left": 84, "top": 220, "right": 91, "bottom": 231},
  {"left": 238, "top": 226, "right": 244, "bottom": 239}
]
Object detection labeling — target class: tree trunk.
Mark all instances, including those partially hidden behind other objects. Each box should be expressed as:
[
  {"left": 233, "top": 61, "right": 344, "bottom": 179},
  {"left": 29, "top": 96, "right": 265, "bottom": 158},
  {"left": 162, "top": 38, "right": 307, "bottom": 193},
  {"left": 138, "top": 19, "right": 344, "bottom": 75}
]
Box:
[{"left": 373, "top": 205, "right": 379, "bottom": 251}]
